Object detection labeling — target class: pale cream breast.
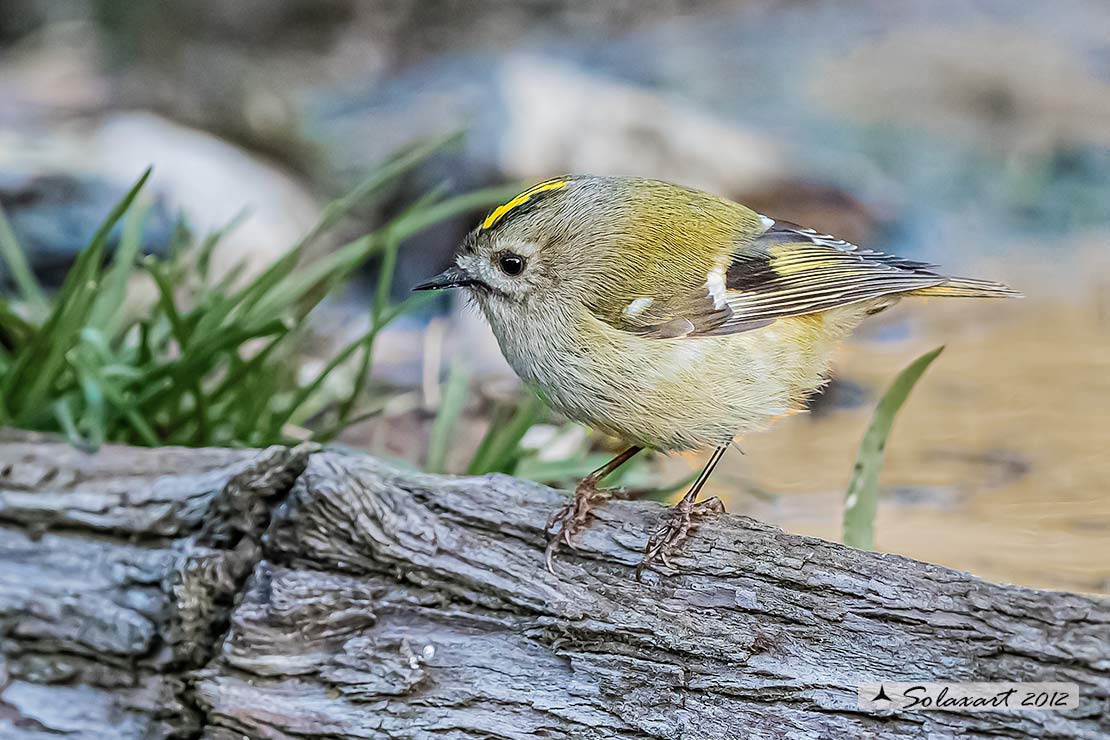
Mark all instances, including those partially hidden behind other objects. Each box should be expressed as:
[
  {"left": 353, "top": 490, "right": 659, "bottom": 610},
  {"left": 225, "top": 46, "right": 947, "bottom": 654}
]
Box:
[{"left": 483, "top": 297, "right": 877, "bottom": 451}]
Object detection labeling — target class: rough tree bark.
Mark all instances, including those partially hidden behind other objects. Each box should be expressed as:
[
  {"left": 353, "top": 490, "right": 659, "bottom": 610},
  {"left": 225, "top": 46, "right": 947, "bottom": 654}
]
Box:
[{"left": 0, "top": 439, "right": 1106, "bottom": 739}]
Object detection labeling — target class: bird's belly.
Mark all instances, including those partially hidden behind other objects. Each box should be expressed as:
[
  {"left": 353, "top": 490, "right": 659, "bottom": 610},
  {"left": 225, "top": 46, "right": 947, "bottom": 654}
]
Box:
[
  {"left": 494, "top": 308, "right": 866, "bottom": 452},
  {"left": 553, "top": 336, "right": 800, "bottom": 450}
]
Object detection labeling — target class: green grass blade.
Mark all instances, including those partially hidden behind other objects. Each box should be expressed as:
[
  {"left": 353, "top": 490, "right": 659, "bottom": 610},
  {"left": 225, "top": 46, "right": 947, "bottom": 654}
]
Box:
[
  {"left": 143, "top": 256, "right": 190, "bottom": 346},
  {"left": 388, "top": 183, "right": 522, "bottom": 237},
  {"left": 268, "top": 326, "right": 377, "bottom": 437},
  {"left": 78, "top": 378, "right": 107, "bottom": 449},
  {"left": 143, "top": 256, "right": 208, "bottom": 442},
  {"left": 372, "top": 230, "right": 402, "bottom": 324},
  {"left": 227, "top": 133, "right": 461, "bottom": 324},
  {"left": 265, "top": 290, "right": 431, "bottom": 441},
  {"left": 89, "top": 200, "right": 149, "bottom": 336},
  {"left": 843, "top": 346, "right": 945, "bottom": 550},
  {"left": 306, "top": 132, "right": 462, "bottom": 247},
  {"left": 138, "top": 318, "right": 287, "bottom": 387},
  {"left": 1, "top": 168, "right": 152, "bottom": 419},
  {"left": 206, "top": 328, "right": 290, "bottom": 405},
  {"left": 239, "top": 183, "right": 478, "bottom": 329},
  {"left": 335, "top": 227, "right": 407, "bottom": 424},
  {"left": 331, "top": 291, "right": 436, "bottom": 431},
  {"left": 239, "top": 233, "right": 379, "bottom": 327},
  {"left": 466, "top": 406, "right": 509, "bottom": 475},
  {"left": 67, "top": 339, "right": 159, "bottom": 448},
  {"left": 310, "top": 403, "right": 386, "bottom": 444},
  {"left": 466, "top": 392, "right": 545, "bottom": 475},
  {"left": 52, "top": 397, "right": 89, "bottom": 450},
  {"left": 513, "top": 452, "right": 612, "bottom": 486},
  {"left": 0, "top": 200, "right": 49, "bottom": 314},
  {"left": 248, "top": 210, "right": 442, "bottom": 436},
  {"left": 55, "top": 168, "right": 153, "bottom": 312},
  {"left": 0, "top": 297, "right": 33, "bottom": 345},
  {"left": 197, "top": 208, "right": 249, "bottom": 282},
  {"left": 70, "top": 356, "right": 160, "bottom": 446},
  {"left": 425, "top": 362, "right": 470, "bottom": 473},
  {"left": 234, "top": 181, "right": 511, "bottom": 343}
]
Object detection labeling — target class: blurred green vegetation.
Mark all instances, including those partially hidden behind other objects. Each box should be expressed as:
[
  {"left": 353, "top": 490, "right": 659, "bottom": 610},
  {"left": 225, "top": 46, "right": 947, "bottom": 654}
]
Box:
[{"left": 0, "top": 136, "right": 510, "bottom": 449}]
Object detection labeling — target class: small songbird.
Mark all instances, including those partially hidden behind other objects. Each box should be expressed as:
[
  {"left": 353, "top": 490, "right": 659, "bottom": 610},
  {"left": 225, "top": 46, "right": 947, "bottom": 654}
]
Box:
[{"left": 414, "top": 175, "right": 1018, "bottom": 577}]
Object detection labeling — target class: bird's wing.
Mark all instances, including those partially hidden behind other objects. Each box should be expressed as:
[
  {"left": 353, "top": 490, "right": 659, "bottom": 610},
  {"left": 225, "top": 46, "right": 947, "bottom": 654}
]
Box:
[
  {"left": 595, "top": 219, "right": 948, "bottom": 339},
  {"left": 716, "top": 220, "right": 950, "bottom": 329}
]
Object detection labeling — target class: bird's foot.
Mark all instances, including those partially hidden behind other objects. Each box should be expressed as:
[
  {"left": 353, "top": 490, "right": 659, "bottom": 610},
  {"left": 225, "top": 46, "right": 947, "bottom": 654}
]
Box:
[
  {"left": 545, "top": 478, "right": 614, "bottom": 574},
  {"left": 636, "top": 496, "right": 725, "bottom": 580}
]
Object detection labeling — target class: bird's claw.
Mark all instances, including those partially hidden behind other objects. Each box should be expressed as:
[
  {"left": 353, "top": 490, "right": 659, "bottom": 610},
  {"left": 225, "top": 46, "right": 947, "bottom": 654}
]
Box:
[
  {"left": 636, "top": 496, "right": 724, "bottom": 580},
  {"left": 544, "top": 479, "right": 614, "bottom": 575},
  {"left": 562, "top": 526, "right": 576, "bottom": 549}
]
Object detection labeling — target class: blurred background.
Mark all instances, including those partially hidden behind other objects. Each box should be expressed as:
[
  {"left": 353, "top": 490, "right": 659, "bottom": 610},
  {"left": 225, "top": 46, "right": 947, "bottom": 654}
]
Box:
[{"left": 1, "top": 0, "right": 1107, "bottom": 593}]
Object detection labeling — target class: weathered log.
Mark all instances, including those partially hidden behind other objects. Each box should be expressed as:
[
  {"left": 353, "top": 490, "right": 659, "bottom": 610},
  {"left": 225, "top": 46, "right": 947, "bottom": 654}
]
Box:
[
  {"left": 0, "top": 440, "right": 311, "bottom": 738},
  {"left": 1, "top": 442, "right": 1107, "bottom": 739}
]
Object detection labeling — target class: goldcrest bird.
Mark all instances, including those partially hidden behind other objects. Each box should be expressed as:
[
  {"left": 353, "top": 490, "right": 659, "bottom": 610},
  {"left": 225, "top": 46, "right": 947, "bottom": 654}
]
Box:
[{"left": 414, "top": 175, "right": 1018, "bottom": 577}]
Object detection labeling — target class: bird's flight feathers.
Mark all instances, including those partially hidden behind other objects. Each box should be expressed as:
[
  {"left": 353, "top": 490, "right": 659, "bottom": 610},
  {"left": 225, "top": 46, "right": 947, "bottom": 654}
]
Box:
[{"left": 595, "top": 219, "right": 1018, "bottom": 338}]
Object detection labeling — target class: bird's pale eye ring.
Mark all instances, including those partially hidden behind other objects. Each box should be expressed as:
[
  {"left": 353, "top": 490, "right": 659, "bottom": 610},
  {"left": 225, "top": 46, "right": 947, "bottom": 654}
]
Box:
[{"left": 497, "top": 252, "right": 526, "bottom": 276}]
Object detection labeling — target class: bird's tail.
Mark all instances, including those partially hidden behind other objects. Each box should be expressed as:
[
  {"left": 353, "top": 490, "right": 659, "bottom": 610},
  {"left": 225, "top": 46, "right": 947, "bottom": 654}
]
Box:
[{"left": 909, "top": 276, "right": 1022, "bottom": 299}]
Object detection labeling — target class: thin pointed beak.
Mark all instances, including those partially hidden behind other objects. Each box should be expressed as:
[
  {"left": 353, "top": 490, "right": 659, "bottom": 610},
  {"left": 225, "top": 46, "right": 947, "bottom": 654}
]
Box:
[{"left": 412, "top": 265, "right": 478, "bottom": 291}]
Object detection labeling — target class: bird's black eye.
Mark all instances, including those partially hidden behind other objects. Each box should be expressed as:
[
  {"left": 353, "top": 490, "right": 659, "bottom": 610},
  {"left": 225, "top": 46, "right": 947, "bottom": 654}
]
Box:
[{"left": 497, "top": 252, "right": 526, "bottom": 276}]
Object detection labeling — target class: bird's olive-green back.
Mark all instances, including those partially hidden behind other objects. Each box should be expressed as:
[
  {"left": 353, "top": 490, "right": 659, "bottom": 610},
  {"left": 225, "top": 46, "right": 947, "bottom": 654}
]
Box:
[
  {"left": 475, "top": 175, "right": 1011, "bottom": 339},
  {"left": 583, "top": 178, "right": 769, "bottom": 337}
]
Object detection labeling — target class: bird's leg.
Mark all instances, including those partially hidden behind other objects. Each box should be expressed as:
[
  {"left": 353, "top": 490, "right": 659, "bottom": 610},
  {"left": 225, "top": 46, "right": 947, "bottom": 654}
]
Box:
[
  {"left": 636, "top": 444, "right": 729, "bottom": 580},
  {"left": 545, "top": 445, "right": 642, "bottom": 573}
]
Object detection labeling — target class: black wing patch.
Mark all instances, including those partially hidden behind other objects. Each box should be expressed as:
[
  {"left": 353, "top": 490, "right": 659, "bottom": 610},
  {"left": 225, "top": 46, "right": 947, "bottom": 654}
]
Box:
[{"left": 719, "top": 220, "right": 947, "bottom": 326}]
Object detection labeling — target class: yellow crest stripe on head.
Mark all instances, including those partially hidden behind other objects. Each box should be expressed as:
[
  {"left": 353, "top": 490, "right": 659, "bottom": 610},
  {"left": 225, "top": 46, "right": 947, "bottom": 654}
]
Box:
[{"left": 482, "top": 179, "right": 568, "bottom": 230}]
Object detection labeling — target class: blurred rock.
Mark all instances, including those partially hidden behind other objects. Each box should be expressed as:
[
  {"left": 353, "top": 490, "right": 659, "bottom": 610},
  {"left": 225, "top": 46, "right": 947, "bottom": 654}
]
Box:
[
  {"left": 498, "top": 58, "right": 782, "bottom": 193},
  {"left": 0, "top": 112, "right": 321, "bottom": 284},
  {"left": 0, "top": 172, "right": 174, "bottom": 287},
  {"left": 91, "top": 113, "right": 322, "bottom": 279}
]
